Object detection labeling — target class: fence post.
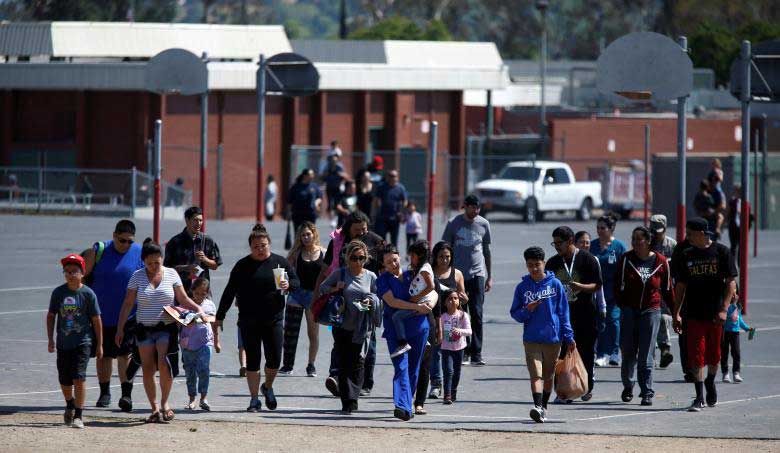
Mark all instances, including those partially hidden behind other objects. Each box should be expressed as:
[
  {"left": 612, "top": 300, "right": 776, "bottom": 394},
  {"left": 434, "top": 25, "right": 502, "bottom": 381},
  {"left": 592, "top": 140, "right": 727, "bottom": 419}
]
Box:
[
  {"left": 37, "top": 151, "right": 43, "bottom": 213},
  {"left": 761, "top": 114, "right": 768, "bottom": 230},
  {"left": 131, "top": 166, "right": 137, "bottom": 218},
  {"left": 216, "top": 143, "right": 224, "bottom": 220}
]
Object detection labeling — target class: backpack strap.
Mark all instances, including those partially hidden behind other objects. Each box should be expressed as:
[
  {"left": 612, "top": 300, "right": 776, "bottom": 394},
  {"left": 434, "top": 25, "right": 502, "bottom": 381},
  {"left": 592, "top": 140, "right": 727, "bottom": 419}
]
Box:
[{"left": 94, "top": 241, "right": 106, "bottom": 265}]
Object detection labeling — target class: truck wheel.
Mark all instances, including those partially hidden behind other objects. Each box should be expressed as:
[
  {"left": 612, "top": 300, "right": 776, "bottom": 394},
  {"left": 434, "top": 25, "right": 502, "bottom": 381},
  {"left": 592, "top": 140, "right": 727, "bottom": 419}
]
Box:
[
  {"left": 525, "top": 198, "right": 538, "bottom": 224},
  {"left": 577, "top": 198, "right": 593, "bottom": 221}
]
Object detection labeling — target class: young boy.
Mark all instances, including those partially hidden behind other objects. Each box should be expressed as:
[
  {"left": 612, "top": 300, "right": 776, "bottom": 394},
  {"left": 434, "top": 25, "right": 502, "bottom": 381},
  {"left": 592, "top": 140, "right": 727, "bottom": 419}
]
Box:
[
  {"left": 510, "top": 246, "right": 575, "bottom": 423},
  {"left": 47, "top": 254, "right": 103, "bottom": 429}
]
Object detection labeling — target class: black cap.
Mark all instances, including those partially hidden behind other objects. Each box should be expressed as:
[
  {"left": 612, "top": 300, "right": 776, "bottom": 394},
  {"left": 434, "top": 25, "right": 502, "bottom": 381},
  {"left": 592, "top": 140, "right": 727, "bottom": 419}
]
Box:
[
  {"left": 686, "top": 217, "right": 710, "bottom": 233},
  {"left": 464, "top": 194, "right": 480, "bottom": 206}
]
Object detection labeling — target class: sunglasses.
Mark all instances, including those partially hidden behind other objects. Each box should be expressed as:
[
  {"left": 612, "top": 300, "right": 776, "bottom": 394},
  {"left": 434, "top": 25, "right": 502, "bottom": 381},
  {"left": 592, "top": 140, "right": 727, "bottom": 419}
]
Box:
[
  {"left": 350, "top": 255, "right": 367, "bottom": 262},
  {"left": 116, "top": 238, "right": 134, "bottom": 245}
]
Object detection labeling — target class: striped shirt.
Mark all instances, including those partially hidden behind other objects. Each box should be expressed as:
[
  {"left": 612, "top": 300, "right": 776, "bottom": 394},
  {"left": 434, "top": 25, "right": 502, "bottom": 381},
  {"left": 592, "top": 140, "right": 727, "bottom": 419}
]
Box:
[{"left": 127, "top": 267, "right": 182, "bottom": 326}]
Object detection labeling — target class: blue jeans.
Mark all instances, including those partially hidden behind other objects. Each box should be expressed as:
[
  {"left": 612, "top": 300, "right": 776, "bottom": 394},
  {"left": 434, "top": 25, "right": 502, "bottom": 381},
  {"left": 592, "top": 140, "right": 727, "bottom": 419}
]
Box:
[
  {"left": 464, "top": 276, "right": 486, "bottom": 360},
  {"left": 386, "top": 326, "right": 429, "bottom": 415},
  {"left": 182, "top": 345, "right": 211, "bottom": 397},
  {"left": 597, "top": 302, "right": 621, "bottom": 358},
  {"left": 391, "top": 309, "right": 417, "bottom": 344},
  {"left": 430, "top": 343, "right": 442, "bottom": 387},
  {"left": 441, "top": 349, "right": 464, "bottom": 397},
  {"left": 620, "top": 307, "right": 661, "bottom": 398}
]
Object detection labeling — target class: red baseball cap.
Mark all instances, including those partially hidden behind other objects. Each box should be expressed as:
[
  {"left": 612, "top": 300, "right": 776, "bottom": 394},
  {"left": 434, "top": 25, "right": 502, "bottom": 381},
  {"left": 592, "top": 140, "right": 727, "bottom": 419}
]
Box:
[
  {"left": 61, "top": 254, "right": 85, "bottom": 272},
  {"left": 372, "top": 156, "right": 384, "bottom": 170}
]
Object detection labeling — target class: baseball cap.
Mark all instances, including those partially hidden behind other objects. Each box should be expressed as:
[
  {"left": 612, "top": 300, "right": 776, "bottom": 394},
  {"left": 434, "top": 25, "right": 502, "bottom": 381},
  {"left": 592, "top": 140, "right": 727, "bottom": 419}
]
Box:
[
  {"left": 464, "top": 194, "right": 480, "bottom": 207},
  {"left": 686, "top": 217, "right": 710, "bottom": 234},
  {"left": 61, "top": 254, "right": 85, "bottom": 272},
  {"left": 372, "top": 156, "right": 384, "bottom": 170},
  {"left": 649, "top": 214, "right": 667, "bottom": 233}
]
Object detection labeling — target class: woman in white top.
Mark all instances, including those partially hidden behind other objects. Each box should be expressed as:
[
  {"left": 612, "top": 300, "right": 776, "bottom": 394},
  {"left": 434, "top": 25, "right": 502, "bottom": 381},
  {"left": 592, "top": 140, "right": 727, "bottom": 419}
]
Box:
[{"left": 116, "top": 238, "right": 202, "bottom": 423}]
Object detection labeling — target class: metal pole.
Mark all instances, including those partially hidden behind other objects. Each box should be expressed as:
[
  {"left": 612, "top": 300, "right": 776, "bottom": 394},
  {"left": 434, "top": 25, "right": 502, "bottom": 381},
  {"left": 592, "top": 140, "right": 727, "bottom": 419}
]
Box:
[
  {"left": 644, "top": 124, "right": 650, "bottom": 226},
  {"left": 739, "top": 40, "right": 751, "bottom": 314},
  {"left": 676, "top": 36, "right": 688, "bottom": 242},
  {"left": 761, "top": 114, "right": 768, "bottom": 230},
  {"left": 146, "top": 139, "right": 152, "bottom": 173},
  {"left": 154, "top": 119, "right": 162, "bottom": 244},
  {"left": 256, "top": 54, "right": 267, "bottom": 223},
  {"left": 216, "top": 143, "right": 224, "bottom": 220},
  {"left": 754, "top": 128, "right": 759, "bottom": 258},
  {"left": 427, "top": 121, "right": 438, "bottom": 245},
  {"left": 131, "top": 166, "right": 137, "bottom": 218},
  {"left": 199, "top": 51, "right": 209, "bottom": 230},
  {"left": 539, "top": 3, "right": 547, "bottom": 153},
  {"left": 37, "top": 151, "right": 43, "bottom": 213},
  {"left": 486, "top": 90, "right": 494, "bottom": 137},
  {"left": 531, "top": 152, "right": 537, "bottom": 224}
]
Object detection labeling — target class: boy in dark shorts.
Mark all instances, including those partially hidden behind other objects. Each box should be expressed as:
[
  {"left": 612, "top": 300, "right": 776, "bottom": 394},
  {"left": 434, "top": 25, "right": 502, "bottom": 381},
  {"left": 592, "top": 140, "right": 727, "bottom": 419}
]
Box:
[{"left": 47, "top": 254, "right": 103, "bottom": 428}]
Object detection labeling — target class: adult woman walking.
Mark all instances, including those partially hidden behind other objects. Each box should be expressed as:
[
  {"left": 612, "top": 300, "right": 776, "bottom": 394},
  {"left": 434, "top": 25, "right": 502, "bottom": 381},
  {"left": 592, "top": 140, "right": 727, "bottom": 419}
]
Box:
[
  {"left": 376, "top": 244, "right": 432, "bottom": 421},
  {"left": 319, "top": 240, "right": 381, "bottom": 414},
  {"left": 614, "top": 226, "right": 675, "bottom": 406},
  {"left": 115, "top": 239, "right": 203, "bottom": 423},
  {"left": 279, "top": 222, "right": 324, "bottom": 377},
  {"left": 287, "top": 169, "right": 323, "bottom": 233},
  {"left": 591, "top": 214, "right": 627, "bottom": 367},
  {"left": 356, "top": 170, "right": 374, "bottom": 218},
  {"left": 216, "top": 225, "right": 300, "bottom": 412},
  {"left": 427, "top": 241, "right": 468, "bottom": 399}
]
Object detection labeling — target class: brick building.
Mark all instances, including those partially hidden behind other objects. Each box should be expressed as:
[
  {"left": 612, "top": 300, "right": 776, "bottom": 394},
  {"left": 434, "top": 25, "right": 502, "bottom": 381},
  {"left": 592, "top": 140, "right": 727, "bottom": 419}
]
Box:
[{"left": 0, "top": 22, "right": 507, "bottom": 218}]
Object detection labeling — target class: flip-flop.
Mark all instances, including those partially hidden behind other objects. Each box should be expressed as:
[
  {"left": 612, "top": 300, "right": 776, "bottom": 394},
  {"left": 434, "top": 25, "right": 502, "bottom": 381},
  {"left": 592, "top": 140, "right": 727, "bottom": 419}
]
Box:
[
  {"left": 414, "top": 406, "right": 427, "bottom": 415},
  {"left": 162, "top": 408, "right": 175, "bottom": 422},
  {"left": 144, "top": 411, "right": 163, "bottom": 424}
]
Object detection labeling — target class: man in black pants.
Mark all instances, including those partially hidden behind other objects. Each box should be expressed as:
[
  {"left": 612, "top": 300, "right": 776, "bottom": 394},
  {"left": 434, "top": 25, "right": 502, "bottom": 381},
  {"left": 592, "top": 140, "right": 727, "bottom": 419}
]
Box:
[{"left": 545, "top": 226, "right": 602, "bottom": 401}]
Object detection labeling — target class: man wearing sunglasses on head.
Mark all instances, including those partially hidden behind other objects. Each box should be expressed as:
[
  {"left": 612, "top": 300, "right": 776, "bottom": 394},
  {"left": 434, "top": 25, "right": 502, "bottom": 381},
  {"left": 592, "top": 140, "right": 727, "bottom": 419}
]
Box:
[{"left": 83, "top": 219, "right": 144, "bottom": 412}]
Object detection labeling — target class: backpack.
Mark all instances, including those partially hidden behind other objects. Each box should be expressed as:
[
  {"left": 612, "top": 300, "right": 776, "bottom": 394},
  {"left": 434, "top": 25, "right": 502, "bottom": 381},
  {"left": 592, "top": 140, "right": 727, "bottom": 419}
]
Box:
[
  {"left": 81, "top": 241, "right": 106, "bottom": 286},
  {"left": 312, "top": 268, "right": 347, "bottom": 327}
]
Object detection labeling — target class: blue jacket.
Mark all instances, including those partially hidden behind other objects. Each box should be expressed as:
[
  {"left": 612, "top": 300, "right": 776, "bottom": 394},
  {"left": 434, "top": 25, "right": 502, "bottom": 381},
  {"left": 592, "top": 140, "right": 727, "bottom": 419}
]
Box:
[
  {"left": 510, "top": 271, "right": 574, "bottom": 344},
  {"left": 724, "top": 304, "right": 751, "bottom": 333}
]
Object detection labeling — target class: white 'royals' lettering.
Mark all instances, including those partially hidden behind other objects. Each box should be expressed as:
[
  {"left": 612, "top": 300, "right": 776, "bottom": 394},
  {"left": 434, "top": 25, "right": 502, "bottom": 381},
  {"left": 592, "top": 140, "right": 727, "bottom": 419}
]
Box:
[{"left": 524, "top": 285, "right": 557, "bottom": 304}]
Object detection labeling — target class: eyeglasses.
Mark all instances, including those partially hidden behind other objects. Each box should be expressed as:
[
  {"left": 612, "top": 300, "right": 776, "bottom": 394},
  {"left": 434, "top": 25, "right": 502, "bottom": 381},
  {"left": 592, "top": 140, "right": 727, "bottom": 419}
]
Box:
[
  {"left": 62, "top": 269, "right": 82, "bottom": 276},
  {"left": 350, "top": 255, "right": 367, "bottom": 262},
  {"left": 116, "top": 238, "right": 134, "bottom": 245}
]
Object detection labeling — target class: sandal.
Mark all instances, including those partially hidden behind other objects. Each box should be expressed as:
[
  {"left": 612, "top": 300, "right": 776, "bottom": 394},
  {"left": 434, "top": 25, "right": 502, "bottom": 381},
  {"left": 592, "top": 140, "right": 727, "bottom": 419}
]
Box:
[
  {"left": 162, "top": 408, "right": 175, "bottom": 422},
  {"left": 144, "top": 411, "right": 163, "bottom": 424},
  {"left": 414, "top": 405, "right": 427, "bottom": 415}
]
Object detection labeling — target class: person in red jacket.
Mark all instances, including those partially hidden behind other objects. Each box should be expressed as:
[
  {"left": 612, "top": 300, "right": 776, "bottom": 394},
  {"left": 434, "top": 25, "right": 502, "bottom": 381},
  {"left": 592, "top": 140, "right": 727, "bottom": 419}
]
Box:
[{"left": 614, "top": 226, "right": 676, "bottom": 407}]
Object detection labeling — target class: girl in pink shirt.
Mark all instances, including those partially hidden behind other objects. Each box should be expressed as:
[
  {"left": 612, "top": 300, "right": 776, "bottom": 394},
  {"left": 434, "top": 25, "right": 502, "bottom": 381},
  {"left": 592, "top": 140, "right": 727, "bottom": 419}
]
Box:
[{"left": 439, "top": 289, "right": 471, "bottom": 404}]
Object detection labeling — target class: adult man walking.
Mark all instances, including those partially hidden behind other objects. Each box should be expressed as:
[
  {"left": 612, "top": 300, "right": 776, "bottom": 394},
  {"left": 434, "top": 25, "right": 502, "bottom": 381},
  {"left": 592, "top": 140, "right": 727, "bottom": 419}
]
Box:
[
  {"left": 673, "top": 218, "right": 737, "bottom": 412},
  {"left": 649, "top": 214, "right": 677, "bottom": 368},
  {"left": 373, "top": 170, "right": 408, "bottom": 247},
  {"left": 442, "top": 194, "right": 492, "bottom": 366},
  {"left": 164, "top": 206, "right": 223, "bottom": 293},
  {"left": 83, "top": 220, "right": 144, "bottom": 411}
]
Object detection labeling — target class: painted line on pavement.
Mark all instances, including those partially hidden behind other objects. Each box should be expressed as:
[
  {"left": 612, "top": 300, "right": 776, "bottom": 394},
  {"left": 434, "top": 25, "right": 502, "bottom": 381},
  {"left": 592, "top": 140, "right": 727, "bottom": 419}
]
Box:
[
  {"left": 0, "top": 309, "right": 47, "bottom": 316},
  {"left": 0, "top": 286, "right": 56, "bottom": 293}
]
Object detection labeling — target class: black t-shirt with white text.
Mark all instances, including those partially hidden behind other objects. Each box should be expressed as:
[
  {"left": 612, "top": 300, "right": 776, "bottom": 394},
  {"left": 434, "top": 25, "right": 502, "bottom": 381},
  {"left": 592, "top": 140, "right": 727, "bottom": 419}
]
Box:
[
  {"left": 678, "top": 242, "right": 737, "bottom": 321},
  {"left": 545, "top": 249, "right": 602, "bottom": 326}
]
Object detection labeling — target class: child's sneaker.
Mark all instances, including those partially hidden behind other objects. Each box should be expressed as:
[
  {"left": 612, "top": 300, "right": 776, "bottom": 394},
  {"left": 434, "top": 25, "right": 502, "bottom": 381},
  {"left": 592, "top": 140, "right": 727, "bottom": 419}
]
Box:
[
  {"left": 71, "top": 417, "right": 85, "bottom": 429},
  {"left": 199, "top": 400, "right": 211, "bottom": 411},
  {"left": 530, "top": 406, "right": 544, "bottom": 423},
  {"left": 390, "top": 343, "right": 411, "bottom": 358},
  {"left": 722, "top": 372, "right": 732, "bottom": 383},
  {"left": 63, "top": 408, "right": 74, "bottom": 426},
  {"left": 734, "top": 372, "right": 743, "bottom": 383}
]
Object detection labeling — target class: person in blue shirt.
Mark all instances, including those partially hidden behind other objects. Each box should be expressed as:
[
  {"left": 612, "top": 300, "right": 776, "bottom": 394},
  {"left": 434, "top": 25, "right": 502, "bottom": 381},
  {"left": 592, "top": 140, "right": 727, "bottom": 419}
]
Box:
[
  {"left": 83, "top": 219, "right": 144, "bottom": 412},
  {"left": 591, "top": 214, "right": 627, "bottom": 367},
  {"left": 721, "top": 300, "right": 755, "bottom": 384},
  {"left": 288, "top": 168, "right": 323, "bottom": 233},
  {"left": 373, "top": 170, "right": 408, "bottom": 247},
  {"left": 511, "top": 246, "right": 575, "bottom": 424}
]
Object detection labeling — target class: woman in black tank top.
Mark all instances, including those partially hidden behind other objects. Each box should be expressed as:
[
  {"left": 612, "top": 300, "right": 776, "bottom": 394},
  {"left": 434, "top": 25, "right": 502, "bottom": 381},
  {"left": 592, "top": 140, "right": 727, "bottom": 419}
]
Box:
[{"left": 280, "top": 222, "right": 324, "bottom": 376}]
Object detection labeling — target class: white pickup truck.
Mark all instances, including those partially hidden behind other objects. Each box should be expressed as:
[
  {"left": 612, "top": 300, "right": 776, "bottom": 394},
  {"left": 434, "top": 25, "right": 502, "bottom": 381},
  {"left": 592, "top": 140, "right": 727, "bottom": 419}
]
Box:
[{"left": 475, "top": 161, "right": 602, "bottom": 223}]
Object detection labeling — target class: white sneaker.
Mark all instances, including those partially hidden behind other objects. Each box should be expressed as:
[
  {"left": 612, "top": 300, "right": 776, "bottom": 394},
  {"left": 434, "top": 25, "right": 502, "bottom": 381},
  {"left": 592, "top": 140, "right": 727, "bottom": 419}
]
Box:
[
  {"left": 722, "top": 373, "right": 731, "bottom": 383},
  {"left": 389, "top": 343, "right": 411, "bottom": 358},
  {"left": 733, "top": 372, "right": 743, "bottom": 383},
  {"left": 594, "top": 356, "right": 608, "bottom": 367}
]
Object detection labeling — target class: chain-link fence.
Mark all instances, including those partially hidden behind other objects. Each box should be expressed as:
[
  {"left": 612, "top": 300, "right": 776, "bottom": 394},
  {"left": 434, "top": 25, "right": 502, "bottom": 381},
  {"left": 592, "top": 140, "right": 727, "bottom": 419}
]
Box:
[{"left": 0, "top": 166, "right": 191, "bottom": 216}]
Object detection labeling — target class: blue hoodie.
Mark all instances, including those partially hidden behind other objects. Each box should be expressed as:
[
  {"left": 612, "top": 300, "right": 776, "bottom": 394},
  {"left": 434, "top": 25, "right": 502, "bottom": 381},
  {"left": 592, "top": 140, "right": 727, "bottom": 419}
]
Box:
[{"left": 510, "top": 271, "right": 574, "bottom": 344}]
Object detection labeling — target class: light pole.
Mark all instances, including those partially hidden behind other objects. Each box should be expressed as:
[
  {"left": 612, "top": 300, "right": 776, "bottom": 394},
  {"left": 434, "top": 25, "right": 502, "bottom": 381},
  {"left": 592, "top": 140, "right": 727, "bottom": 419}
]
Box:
[{"left": 536, "top": 0, "right": 548, "bottom": 154}]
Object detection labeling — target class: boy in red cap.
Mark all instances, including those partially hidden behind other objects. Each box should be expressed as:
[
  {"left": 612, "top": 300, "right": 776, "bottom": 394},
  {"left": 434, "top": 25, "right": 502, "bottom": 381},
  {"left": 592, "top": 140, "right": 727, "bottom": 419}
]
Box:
[{"left": 46, "top": 254, "right": 103, "bottom": 428}]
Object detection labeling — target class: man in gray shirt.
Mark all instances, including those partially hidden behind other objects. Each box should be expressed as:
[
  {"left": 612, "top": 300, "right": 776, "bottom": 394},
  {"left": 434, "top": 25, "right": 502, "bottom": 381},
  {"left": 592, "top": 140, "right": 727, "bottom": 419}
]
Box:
[{"left": 442, "top": 194, "right": 492, "bottom": 366}]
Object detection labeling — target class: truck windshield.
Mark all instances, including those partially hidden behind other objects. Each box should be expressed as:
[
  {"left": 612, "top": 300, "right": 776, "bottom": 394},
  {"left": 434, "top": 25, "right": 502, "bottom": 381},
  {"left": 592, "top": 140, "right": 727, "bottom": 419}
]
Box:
[{"left": 498, "top": 166, "right": 541, "bottom": 181}]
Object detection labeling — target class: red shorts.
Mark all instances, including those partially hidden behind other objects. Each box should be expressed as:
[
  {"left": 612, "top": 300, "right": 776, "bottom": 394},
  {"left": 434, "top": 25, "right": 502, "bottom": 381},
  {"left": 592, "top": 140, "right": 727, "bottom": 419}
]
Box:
[{"left": 686, "top": 319, "right": 723, "bottom": 369}]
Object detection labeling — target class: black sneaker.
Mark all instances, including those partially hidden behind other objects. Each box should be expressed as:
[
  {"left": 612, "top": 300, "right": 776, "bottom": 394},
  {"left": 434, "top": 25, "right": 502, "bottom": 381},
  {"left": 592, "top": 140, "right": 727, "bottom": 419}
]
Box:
[
  {"left": 118, "top": 396, "right": 133, "bottom": 413},
  {"left": 360, "top": 388, "right": 371, "bottom": 397},
  {"left": 687, "top": 399, "right": 705, "bottom": 412},
  {"left": 306, "top": 363, "right": 317, "bottom": 377},
  {"left": 261, "top": 384, "right": 278, "bottom": 410},
  {"left": 530, "top": 406, "right": 544, "bottom": 423},
  {"left": 278, "top": 365, "right": 293, "bottom": 376},
  {"left": 640, "top": 395, "right": 653, "bottom": 406},
  {"left": 246, "top": 398, "right": 261, "bottom": 412},
  {"left": 581, "top": 392, "right": 593, "bottom": 402},
  {"left": 64, "top": 408, "right": 74, "bottom": 426},
  {"left": 471, "top": 357, "right": 486, "bottom": 367},
  {"left": 659, "top": 350, "right": 674, "bottom": 369},
  {"left": 621, "top": 387, "right": 633, "bottom": 403},
  {"left": 705, "top": 381, "right": 718, "bottom": 407},
  {"left": 393, "top": 407, "right": 412, "bottom": 421},
  {"left": 96, "top": 393, "right": 110, "bottom": 408},
  {"left": 325, "top": 376, "right": 340, "bottom": 397}
]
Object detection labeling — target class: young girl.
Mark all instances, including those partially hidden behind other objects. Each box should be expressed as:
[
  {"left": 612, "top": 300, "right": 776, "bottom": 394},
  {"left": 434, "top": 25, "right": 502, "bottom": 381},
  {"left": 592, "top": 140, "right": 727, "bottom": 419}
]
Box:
[
  {"left": 722, "top": 299, "right": 755, "bottom": 383},
  {"left": 389, "top": 240, "right": 438, "bottom": 358},
  {"left": 180, "top": 278, "right": 219, "bottom": 411},
  {"left": 440, "top": 289, "right": 471, "bottom": 404},
  {"left": 405, "top": 202, "right": 423, "bottom": 246}
]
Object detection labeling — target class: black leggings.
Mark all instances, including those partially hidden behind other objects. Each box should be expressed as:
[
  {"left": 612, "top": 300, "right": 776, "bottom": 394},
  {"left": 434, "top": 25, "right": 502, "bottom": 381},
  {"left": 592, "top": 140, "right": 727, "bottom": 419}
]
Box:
[
  {"left": 239, "top": 318, "right": 283, "bottom": 372},
  {"left": 283, "top": 305, "right": 305, "bottom": 368},
  {"left": 721, "top": 331, "right": 742, "bottom": 373},
  {"left": 414, "top": 344, "right": 432, "bottom": 407}
]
